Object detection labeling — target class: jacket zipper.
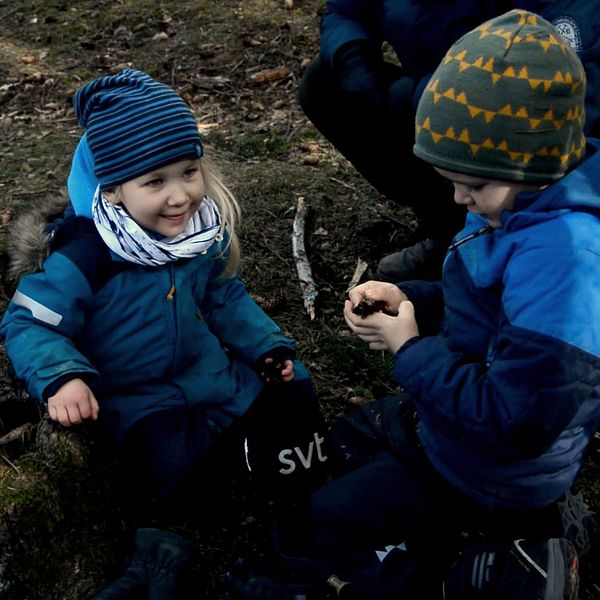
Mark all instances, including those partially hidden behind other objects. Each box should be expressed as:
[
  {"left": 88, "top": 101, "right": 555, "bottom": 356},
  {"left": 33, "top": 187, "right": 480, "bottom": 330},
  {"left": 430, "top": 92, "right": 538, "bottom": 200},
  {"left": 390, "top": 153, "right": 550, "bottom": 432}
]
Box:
[
  {"left": 166, "top": 265, "right": 178, "bottom": 374},
  {"left": 447, "top": 224, "right": 497, "bottom": 367},
  {"left": 448, "top": 225, "right": 493, "bottom": 251}
]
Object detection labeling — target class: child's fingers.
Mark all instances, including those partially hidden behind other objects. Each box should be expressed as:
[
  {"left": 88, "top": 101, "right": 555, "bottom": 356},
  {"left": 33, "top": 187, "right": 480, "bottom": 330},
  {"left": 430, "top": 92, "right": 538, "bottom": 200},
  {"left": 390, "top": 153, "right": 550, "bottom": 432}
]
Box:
[
  {"left": 89, "top": 394, "right": 100, "bottom": 420},
  {"left": 58, "top": 405, "right": 73, "bottom": 427},
  {"left": 368, "top": 340, "right": 389, "bottom": 351},
  {"left": 48, "top": 402, "right": 70, "bottom": 427},
  {"left": 79, "top": 395, "right": 99, "bottom": 421},
  {"left": 48, "top": 403, "right": 58, "bottom": 423},
  {"left": 280, "top": 360, "right": 295, "bottom": 382},
  {"left": 399, "top": 299, "right": 416, "bottom": 320},
  {"left": 344, "top": 301, "right": 378, "bottom": 331}
]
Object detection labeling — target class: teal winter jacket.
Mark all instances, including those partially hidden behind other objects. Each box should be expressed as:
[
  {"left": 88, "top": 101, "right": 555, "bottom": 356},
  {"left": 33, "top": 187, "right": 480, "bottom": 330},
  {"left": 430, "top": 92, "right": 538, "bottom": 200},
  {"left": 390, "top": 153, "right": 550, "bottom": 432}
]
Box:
[{"left": 0, "top": 215, "right": 301, "bottom": 441}]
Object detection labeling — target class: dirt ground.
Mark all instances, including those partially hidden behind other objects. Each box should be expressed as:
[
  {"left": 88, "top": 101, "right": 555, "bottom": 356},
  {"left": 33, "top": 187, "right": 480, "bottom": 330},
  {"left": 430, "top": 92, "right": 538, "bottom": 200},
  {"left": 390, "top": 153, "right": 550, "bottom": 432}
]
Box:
[{"left": 0, "top": 1, "right": 599, "bottom": 599}]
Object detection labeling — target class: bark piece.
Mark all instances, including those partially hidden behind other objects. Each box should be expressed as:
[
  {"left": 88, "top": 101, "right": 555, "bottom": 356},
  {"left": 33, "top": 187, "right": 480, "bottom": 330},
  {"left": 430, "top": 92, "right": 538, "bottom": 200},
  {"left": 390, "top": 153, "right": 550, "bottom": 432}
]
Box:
[{"left": 246, "top": 66, "right": 291, "bottom": 86}]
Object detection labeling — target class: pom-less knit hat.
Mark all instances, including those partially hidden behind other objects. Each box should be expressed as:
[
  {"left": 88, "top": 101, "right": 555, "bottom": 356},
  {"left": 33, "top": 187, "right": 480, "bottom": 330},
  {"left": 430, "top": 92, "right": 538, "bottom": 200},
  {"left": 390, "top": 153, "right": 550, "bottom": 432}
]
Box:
[
  {"left": 73, "top": 68, "right": 203, "bottom": 189},
  {"left": 413, "top": 10, "right": 586, "bottom": 182}
]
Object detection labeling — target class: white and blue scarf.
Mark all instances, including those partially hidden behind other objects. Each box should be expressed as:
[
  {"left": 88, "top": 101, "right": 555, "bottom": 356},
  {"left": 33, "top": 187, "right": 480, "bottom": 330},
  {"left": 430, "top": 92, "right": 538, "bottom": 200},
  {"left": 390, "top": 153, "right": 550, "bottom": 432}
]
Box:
[{"left": 91, "top": 185, "right": 222, "bottom": 266}]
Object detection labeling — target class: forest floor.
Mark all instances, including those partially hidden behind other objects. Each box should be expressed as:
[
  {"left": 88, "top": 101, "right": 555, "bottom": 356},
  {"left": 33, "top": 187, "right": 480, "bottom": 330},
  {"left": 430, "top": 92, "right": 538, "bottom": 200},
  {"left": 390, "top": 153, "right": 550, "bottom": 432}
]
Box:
[{"left": 0, "top": 1, "right": 598, "bottom": 598}]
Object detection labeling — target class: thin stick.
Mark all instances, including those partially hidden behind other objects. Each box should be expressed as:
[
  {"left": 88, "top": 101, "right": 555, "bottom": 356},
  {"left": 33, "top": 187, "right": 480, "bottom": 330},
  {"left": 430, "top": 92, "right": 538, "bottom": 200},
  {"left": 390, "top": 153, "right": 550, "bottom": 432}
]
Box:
[
  {"left": 0, "top": 423, "right": 34, "bottom": 448},
  {"left": 346, "top": 258, "right": 368, "bottom": 293},
  {"left": 292, "top": 197, "right": 318, "bottom": 320},
  {"left": 330, "top": 176, "right": 361, "bottom": 195},
  {"left": 0, "top": 453, "right": 21, "bottom": 474}
]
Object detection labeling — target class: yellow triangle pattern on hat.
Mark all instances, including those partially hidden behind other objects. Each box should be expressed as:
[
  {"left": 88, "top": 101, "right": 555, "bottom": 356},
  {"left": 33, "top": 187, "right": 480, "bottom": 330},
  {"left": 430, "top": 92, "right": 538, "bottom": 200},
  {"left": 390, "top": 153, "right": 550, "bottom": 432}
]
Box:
[
  {"left": 413, "top": 9, "right": 586, "bottom": 182},
  {"left": 416, "top": 116, "right": 586, "bottom": 166},
  {"left": 426, "top": 77, "right": 585, "bottom": 131}
]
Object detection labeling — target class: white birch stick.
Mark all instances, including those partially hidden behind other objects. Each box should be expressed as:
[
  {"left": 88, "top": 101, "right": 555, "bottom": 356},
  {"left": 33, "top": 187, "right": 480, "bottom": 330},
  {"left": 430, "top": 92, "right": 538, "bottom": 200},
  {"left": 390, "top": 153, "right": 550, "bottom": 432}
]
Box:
[{"left": 292, "top": 196, "right": 318, "bottom": 320}]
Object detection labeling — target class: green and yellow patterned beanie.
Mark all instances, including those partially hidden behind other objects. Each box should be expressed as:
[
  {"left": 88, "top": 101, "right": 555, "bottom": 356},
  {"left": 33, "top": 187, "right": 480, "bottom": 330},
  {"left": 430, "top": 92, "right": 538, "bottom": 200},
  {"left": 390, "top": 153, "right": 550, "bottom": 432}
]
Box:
[{"left": 413, "top": 9, "right": 586, "bottom": 182}]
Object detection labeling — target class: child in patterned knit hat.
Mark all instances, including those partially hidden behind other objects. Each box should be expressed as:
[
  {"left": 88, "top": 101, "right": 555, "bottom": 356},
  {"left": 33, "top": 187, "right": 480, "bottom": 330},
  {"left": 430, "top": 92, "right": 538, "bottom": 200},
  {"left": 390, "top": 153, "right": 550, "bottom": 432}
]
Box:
[
  {"left": 279, "top": 9, "right": 600, "bottom": 599},
  {"left": 0, "top": 69, "right": 330, "bottom": 597}
]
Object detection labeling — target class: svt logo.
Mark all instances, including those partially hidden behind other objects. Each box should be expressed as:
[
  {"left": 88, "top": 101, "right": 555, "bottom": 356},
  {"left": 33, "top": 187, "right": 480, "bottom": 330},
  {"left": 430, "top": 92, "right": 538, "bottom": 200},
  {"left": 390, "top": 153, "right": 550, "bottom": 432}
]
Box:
[{"left": 278, "top": 432, "right": 328, "bottom": 475}]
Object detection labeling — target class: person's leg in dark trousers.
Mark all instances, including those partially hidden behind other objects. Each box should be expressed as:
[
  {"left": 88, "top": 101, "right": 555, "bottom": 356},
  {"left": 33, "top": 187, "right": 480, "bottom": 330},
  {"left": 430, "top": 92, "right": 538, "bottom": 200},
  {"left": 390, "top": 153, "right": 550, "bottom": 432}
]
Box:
[
  {"left": 95, "top": 408, "right": 225, "bottom": 599},
  {"left": 306, "top": 396, "right": 461, "bottom": 599},
  {"left": 299, "top": 57, "right": 465, "bottom": 280},
  {"left": 120, "top": 407, "right": 225, "bottom": 528}
]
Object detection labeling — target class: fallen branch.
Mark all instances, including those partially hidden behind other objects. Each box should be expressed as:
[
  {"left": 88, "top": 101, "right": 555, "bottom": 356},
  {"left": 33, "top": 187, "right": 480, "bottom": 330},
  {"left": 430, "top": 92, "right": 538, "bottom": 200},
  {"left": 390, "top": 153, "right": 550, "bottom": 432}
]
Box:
[
  {"left": 292, "top": 197, "right": 318, "bottom": 320},
  {"left": 346, "top": 258, "right": 369, "bottom": 293},
  {"left": 0, "top": 422, "right": 35, "bottom": 448}
]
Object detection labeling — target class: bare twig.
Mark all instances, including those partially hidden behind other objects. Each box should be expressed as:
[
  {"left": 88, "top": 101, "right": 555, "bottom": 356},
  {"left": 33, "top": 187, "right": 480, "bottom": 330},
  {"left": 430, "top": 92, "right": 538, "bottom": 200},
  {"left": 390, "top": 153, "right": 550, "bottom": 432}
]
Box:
[
  {"left": 0, "top": 422, "right": 35, "bottom": 448},
  {"left": 0, "top": 453, "right": 20, "bottom": 474},
  {"left": 292, "top": 197, "right": 318, "bottom": 320},
  {"left": 330, "top": 176, "right": 362, "bottom": 195},
  {"left": 346, "top": 258, "right": 368, "bottom": 293}
]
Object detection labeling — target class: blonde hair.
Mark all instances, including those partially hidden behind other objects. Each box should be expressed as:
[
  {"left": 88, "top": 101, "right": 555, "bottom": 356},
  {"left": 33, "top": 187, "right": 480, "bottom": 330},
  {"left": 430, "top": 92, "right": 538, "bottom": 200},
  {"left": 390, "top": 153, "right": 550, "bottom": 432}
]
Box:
[{"left": 200, "top": 156, "right": 241, "bottom": 278}]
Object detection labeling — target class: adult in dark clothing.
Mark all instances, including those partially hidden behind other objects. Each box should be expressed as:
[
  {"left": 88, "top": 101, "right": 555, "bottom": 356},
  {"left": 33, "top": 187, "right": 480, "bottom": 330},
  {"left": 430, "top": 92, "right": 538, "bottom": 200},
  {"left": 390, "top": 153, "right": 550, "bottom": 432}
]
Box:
[{"left": 299, "top": 0, "right": 600, "bottom": 281}]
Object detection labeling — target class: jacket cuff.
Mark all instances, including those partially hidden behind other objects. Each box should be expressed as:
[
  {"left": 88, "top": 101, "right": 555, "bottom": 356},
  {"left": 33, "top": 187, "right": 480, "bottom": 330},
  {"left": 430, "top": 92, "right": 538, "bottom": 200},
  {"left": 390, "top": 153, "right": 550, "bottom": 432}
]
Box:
[
  {"left": 42, "top": 372, "right": 96, "bottom": 402},
  {"left": 256, "top": 346, "right": 296, "bottom": 369}
]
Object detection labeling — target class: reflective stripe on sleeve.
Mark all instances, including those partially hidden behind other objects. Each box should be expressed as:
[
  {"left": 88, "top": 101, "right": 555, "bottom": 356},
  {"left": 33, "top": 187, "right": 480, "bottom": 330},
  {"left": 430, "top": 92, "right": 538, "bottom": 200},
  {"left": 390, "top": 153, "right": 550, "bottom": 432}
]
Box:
[{"left": 12, "top": 290, "right": 63, "bottom": 326}]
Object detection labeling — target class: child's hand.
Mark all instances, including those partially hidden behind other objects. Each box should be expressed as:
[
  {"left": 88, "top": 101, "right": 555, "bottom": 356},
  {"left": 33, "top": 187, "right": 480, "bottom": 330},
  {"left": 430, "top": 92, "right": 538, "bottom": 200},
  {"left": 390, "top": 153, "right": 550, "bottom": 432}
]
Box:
[
  {"left": 348, "top": 281, "right": 408, "bottom": 317},
  {"left": 344, "top": 299, "right": 420, "bottom": 353},
  {"left": 48, "top": 378, "right": 99, "bottom": 427},
  {"left": 258, "top": 356, "right": 295, "bottom": 383}
]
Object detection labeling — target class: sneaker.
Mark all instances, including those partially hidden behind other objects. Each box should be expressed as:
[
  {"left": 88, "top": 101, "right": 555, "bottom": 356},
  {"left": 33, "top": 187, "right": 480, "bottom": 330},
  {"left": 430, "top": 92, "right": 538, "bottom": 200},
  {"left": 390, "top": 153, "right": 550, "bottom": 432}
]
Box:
[
  {"left": 375, "top": 238, "right": 447, "bottom": 282},
  {"left": 442, "top": 537, "right": 579, "bottom": 600},
  {"left": 557, "top": 487, "right": 600, "bottom": 557}
]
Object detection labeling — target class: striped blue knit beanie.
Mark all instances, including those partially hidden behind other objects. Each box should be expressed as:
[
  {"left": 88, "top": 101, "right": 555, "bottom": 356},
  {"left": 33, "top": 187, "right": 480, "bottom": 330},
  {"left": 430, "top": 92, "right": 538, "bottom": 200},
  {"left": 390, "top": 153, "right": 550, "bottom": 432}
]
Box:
[{"left": 73, "top": 68, "right": 203, "bottom": 189}]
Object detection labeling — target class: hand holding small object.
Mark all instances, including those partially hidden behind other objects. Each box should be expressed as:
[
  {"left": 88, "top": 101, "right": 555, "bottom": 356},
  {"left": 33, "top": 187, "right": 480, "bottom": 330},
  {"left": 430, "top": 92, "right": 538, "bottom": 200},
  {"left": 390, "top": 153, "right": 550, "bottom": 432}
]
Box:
[
  {"left": 344, "top": 299, "right": 419, "bottom": 353},
  {"left": 259, "top": 357, "right": 295, "bottom": 383},
  {"left": 348, "top": 281, "right": 407, "bottom": 317}
]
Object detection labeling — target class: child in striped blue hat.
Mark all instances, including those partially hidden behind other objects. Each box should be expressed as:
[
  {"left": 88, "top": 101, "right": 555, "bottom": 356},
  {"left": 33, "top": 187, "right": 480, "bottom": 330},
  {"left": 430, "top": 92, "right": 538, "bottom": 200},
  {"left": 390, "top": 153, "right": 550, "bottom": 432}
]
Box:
[{"left": 0, "top": 68, "right": 329, "bottom": 597}]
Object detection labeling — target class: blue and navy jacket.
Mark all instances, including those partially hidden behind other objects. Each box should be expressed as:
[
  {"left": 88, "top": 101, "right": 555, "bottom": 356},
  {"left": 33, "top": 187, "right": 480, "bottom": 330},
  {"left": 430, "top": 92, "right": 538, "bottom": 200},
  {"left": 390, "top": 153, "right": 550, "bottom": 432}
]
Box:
[
  {"left": 396, "top": 140, "right": 600, "bottom": 509},
  {"left": 0, "top": 145, "right": 304, "bottom": 441},
  {"left": 320, "top": 0, "right": 600, "bottom": 135}
]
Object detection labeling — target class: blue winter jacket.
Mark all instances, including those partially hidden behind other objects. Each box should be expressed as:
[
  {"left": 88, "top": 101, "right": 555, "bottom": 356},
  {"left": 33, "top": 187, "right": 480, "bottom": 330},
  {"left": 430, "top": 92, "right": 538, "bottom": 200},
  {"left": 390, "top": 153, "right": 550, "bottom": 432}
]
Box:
[
  {"left": 396, "top": 139, "right": 600, "bottom": 510},
  {"left": 320, "top": 0, "right": 600, "bottom": 135},
  {"left": 0, "top": 149, "right": 304, "bottom": 441}
]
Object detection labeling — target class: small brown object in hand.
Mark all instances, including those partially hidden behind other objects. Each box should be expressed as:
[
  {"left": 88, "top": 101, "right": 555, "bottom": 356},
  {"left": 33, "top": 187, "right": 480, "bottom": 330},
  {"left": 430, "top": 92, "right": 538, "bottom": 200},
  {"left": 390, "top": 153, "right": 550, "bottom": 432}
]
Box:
[{"left": 352, "top": 298, "right": 397, "bottom": 317}]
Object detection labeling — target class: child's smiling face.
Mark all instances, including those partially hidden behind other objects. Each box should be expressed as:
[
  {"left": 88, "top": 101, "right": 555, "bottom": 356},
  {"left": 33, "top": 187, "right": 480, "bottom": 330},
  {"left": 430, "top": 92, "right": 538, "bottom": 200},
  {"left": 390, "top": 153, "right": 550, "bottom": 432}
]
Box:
[
  {"left": 104, "top": 158, "right": 205, "bottom": 237},
  {"left": 434, "top": 167, "right": 542, "bottom": 229}
]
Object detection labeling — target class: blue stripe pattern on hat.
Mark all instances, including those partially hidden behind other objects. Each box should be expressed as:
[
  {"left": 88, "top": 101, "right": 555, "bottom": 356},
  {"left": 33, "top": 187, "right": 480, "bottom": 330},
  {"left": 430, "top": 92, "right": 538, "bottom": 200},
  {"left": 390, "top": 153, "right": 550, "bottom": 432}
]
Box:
[{"left": 73, "top": 68, "right": 203, "bottom": 189}]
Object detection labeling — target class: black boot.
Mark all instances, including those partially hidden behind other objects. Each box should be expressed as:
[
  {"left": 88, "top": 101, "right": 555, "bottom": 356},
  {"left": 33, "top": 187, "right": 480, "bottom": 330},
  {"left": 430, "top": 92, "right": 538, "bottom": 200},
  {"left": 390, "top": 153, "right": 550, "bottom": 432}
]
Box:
[
  {"left": 376, "top": 238, "right": 447, "bottom": 282},
  {"left": 93, "top": 561, "right": 145, "bottom": 600},
  {"left": 94, "top": 528, "right": 194, "bottom": 600}
]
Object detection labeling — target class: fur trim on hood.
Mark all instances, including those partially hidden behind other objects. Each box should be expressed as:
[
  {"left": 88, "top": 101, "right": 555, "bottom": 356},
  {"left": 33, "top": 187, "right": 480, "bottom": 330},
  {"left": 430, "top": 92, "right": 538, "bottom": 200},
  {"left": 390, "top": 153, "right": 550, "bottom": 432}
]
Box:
[{"left": 7, "top": 193, "right": 69, "bottom": 282}]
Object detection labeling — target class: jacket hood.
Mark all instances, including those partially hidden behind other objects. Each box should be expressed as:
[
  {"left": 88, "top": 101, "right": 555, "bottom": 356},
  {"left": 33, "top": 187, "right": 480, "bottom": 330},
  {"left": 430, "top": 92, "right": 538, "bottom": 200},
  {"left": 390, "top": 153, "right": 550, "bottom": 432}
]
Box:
[
  {"left": 67, "top": 134, "right": 97, "bottom": 219},
  {"left": 512, "top": 138, "right": 600, "bottom": 218},
  {"left": 7, "top": 194, "right": 69, "bottom": 282}
]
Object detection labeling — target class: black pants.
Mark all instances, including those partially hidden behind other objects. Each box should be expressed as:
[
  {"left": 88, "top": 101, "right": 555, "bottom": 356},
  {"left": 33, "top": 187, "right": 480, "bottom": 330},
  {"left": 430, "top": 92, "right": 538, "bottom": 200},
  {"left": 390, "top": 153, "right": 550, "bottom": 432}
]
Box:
[
  {"left": 309, "top": 396, "right": 563, "bottom": 598},
  {"left": 118, "top": 378, "right": 329, "bottom": 535},
  {"left": 298, "top": 57, "right": 465, "bottom": 243}
]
